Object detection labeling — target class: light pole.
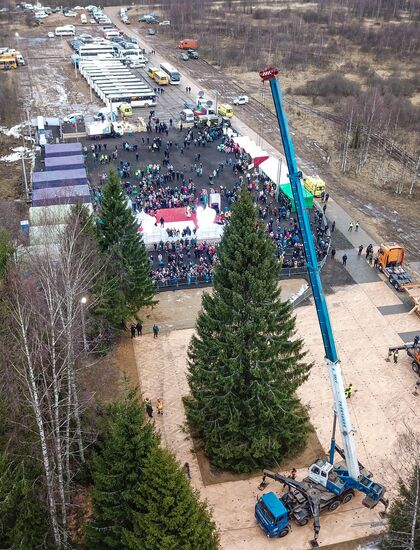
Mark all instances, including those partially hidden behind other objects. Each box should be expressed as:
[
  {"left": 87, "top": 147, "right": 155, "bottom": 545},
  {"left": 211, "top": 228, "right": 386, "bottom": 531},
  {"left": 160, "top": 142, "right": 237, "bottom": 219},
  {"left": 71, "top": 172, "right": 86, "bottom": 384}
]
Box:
[{"left": 80, "top": 296, "right": 88, "bottom": 352}]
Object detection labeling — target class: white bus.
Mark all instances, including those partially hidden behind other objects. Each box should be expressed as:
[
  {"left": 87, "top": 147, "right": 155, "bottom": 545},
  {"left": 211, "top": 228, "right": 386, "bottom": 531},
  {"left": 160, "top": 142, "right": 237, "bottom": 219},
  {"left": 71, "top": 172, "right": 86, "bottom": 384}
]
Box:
[
  {"left": 55, "top": 26, "right": 75, "bottom": 36},
  {"left": 104, "top": 91, "right": 157, "bottom": 108},
  {"left": 37, "top": 115, "right": 47, "bottom": 146},
  {"left": 159, "top": 62, "right": 181, "bottom": 85}
]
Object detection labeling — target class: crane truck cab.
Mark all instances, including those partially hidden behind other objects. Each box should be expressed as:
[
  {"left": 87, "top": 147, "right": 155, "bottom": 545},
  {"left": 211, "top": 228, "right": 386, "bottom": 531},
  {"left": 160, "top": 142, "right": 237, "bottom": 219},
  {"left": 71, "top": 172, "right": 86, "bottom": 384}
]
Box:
[{"left": 255, "top": 492, "right": 290, "bottom": 538}]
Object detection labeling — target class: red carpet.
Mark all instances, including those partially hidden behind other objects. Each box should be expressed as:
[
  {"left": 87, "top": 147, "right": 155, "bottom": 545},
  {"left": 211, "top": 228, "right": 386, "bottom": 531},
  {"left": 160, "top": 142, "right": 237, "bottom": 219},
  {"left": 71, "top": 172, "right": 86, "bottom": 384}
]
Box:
[{"left": 154, "top": 207, "right": 198, "bottom": 227}]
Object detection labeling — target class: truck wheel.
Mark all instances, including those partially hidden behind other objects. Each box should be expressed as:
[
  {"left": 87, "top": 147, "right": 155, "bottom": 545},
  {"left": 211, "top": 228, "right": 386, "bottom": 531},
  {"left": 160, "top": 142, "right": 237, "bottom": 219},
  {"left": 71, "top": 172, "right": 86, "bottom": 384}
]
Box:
[
  {"left": 279, "top": 528, "right": 289, "bottom": 538},
  {"left": 412, "top": 362, "right": 420, "bottom": 374},
  {"left": 328, "top": 500, "right": 340, "bottom": 512},
  {"left": 341, "top": 492, "right": 354, "bottom": 504}
]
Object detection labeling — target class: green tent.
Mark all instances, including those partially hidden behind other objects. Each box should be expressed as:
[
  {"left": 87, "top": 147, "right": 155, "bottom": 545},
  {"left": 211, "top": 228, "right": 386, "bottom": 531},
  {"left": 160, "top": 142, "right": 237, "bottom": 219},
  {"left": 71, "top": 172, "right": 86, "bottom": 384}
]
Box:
[{"left": 279, "top": 183, "right": 313, "bottom": 211}]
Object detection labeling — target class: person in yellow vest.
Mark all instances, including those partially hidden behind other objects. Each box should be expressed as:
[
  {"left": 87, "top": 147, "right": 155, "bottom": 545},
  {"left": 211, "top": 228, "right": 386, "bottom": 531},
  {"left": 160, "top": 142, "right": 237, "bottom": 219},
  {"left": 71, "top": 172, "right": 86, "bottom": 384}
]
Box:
[{"left": 345, "top": 384, "right": 354, "bottom": 399}]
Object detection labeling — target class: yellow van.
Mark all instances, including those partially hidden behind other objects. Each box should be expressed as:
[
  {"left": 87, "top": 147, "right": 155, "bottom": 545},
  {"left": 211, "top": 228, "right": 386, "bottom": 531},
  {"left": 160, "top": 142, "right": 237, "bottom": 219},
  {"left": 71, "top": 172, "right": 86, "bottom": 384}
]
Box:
[
  {"left": 303, "top": 176, "right": 325, "bottom": 197},
  {"left": 119, "top": 103, "right": 133, "bottom": 117},
  {"left": 218, "top": 103, "right": 233, "bottom": 118},
  {"left": 147, "top": 66, "right": 159, "bottom": 79},
  {"left": 153, "top": 70, "right": 169, "bottom": 85}
]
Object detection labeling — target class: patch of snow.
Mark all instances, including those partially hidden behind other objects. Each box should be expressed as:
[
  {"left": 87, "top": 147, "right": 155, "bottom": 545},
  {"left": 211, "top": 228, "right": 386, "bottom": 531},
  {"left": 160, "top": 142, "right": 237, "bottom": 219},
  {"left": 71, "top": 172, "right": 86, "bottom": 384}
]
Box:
[
  {"left": 0, "top": 146, "right": 32, "bottom": 163},
  {"left": 0, "top": 123, "right": 24, "bottom": 139}
]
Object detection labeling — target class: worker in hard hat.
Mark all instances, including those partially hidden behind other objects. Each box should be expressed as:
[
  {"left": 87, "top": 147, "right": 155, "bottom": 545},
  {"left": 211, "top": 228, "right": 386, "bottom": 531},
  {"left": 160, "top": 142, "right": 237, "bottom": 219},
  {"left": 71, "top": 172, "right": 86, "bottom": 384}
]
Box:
[
  {"left": 393, "top": 350, "right": 399, "bottom": 364},
  {"left": 345, "top": 384, "right": 354, "bottom": 399}
]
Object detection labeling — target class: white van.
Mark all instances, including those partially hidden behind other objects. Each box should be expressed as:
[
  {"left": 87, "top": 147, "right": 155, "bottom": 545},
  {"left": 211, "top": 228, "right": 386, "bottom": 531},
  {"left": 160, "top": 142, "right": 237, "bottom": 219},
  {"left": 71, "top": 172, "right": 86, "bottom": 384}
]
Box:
[
  {"left": 55, "top": 26, "right": 75, "bottom": 36},
  {"left": 81, "top": 13, "right": 87, "bottom": 24},
  {"left": 180, "top": 109, "right": 194, "bottom": 123}
]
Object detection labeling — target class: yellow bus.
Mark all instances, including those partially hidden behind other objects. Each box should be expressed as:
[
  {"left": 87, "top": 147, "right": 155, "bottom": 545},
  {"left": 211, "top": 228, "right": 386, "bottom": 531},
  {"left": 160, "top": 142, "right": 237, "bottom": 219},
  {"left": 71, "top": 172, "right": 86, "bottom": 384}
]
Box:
[
  {"left": 147, "top": 66, "right": 159, "bottom": 79},
  {"left": 0, "top": 56, "right": 17, "bottom": 70},
  {"left": 153, "top": 70, "right": 169, "bottom": 85}
]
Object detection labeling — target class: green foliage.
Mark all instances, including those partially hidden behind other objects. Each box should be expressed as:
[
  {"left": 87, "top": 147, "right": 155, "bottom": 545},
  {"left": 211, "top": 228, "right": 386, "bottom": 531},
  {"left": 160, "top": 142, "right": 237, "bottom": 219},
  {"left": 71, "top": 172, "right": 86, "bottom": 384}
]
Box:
[
  {"left": 0, "top": 228, "right": 13, "bottom": 282},
  {"left": 84, "top": 389, "right": 157, "bottom": 549},
  {"left": 381, "top": 464, "right": 420, "bottom": 550},
  {"left": 96, "top": 170, "right": 156, "bottom": 319},
  {"left": 85, "top": 390, "right": 219, "bottom": 550},
  {"left": 125, "top": 446, "right": 219, "bottom": 550},
  {"left": 186, "top": 187, "right": 311, "bottom": 472},
  {"left": 0, "top": 454, "right": 50, "bottom": 549}
]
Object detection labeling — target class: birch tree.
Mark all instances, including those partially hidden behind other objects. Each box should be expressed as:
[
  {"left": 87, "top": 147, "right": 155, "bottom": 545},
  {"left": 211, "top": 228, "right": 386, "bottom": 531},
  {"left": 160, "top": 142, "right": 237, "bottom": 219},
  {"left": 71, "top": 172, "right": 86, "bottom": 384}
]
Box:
[{"left": 1, "top": 206, "right": 106, "bottom": 547}]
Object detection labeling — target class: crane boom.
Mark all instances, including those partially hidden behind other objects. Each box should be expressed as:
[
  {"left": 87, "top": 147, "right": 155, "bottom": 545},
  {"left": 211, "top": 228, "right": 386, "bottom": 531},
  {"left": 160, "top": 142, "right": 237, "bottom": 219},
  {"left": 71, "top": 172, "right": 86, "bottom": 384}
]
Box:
[
  {"left": 260, "top": 68, "right": 359, "bottom": 479},
  {"left": 259, "top": 68, "right": 386, "bottom": 506}
]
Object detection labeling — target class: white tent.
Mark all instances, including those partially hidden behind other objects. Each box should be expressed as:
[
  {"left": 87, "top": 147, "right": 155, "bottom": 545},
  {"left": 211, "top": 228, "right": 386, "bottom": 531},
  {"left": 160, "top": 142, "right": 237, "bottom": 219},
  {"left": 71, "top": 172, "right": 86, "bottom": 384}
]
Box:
[
  {"left": 259, "top": 157, "right": 289, "bottom": 185},
  {"left": 232, "top": 135, "right": 269, "bottom": 163}
]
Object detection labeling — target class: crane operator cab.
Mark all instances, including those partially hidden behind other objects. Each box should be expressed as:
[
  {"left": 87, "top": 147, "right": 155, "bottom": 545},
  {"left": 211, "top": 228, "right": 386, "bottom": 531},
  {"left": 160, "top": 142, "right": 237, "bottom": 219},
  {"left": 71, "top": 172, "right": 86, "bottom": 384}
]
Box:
[
  {"left": 308, "top": 458, "right": 387, "bottom": 509},
  {"left": 308, "top": 459, "right": 345, "bottom": 494}
]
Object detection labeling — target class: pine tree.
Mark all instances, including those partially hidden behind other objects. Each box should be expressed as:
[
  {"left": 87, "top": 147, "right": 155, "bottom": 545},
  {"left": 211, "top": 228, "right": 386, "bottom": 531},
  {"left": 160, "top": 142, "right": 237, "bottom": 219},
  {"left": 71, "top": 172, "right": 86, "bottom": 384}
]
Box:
[
  {"left": 381, "top": 464, "right": 420, "bottom": 550},
  {"left": 0, "top": 454, "right": 50, "bottom": 549},
  {"left": 84, "top": 390, "right": 157, "bottom": 549},
  {"left": 124, "top": 446, "right": 219, "bottom": 550},
  {"left": 186, "top": 187, "right": 311, "bottom": 473},
  {"left": 96, "top": 169, "right": 156, "bottom": 316}
]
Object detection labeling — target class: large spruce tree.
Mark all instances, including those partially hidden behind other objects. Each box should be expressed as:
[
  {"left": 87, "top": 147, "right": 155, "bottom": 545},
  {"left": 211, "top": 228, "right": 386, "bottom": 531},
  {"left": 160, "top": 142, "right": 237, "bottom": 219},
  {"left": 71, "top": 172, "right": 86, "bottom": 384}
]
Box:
[
  {"left": 0, "top": 454, "right": 49, "bottom": 549},
  {"left": 85, "top": 391, "right": 218, "bottom": 550},
  {"left": 84, "top": 390, "right": 157, "bottom": 549},
  {"left": 126, "top": 446, "right": 219, "bottom": 550},
  {"left": 186, "top": 187, "right": 311, "bottom": 472},
  {"left": 96, "top": 170, "right": 156, "bottom": 316},
  {"left": 381, "top": 464, "right": 420, "bottom": 549}
]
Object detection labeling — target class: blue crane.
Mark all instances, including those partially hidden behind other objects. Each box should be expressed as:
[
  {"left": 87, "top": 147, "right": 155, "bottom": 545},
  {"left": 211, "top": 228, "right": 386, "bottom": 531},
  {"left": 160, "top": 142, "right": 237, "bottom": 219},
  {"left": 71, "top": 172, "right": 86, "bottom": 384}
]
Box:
[{"left": 254, "top": 68, "right": 388, "bottom": 543}]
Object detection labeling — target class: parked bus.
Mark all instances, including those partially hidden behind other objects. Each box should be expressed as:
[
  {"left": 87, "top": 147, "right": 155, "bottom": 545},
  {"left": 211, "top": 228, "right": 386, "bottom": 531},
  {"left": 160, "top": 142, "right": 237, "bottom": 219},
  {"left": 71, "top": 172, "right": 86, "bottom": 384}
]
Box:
[
  {"left": 147, "top": 66, "right": 159, "bottom": 79},
  {"left": 0, "top": 56, "right": 17, "bottom": 70},
  {"left": 37, "top": 115, "right": 47, "bottom": 146},
  {"left": 159, "top": 62, "right": 180, "bottom": 85},
  {"left": 103, "top": 92, "right": 157, "bottom": 108},
  {"left": 152, "top": 69, "right": 169, "bottom": 85},
  {"left": 55, "top": 26, "right": 75, "bottom": 36}
]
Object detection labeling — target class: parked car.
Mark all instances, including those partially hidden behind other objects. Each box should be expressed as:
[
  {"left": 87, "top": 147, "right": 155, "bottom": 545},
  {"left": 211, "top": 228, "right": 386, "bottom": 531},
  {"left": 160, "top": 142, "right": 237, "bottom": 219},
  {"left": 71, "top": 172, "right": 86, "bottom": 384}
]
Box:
[
  {"left": 187, "top": 49, "right": 198, "bottom": 59},
  {"left": 128, "top": 59, "right": 146, "bottom": 68},
  {"left": 183, "top": 100, "right": 195, "bottom": 110},
  {"left": 233, "top": 95, "right": 249, "bottom": 105},
  {"left": 73, "top": 6, "right": 84, "bottom": 10},
  {"left": 47, "top": 31, "right": 54, "bottom": 38},
  {"left": 51, "top": 6, "right": 61, "bottom": 12},
  {"left": 159, "top": 20, "right": 170, "bottom": 26},
  {"left": 180, "top": 52, "right": 189, "bottom": 61},
  {"left": 147, "top": 28, "right": 156, "bottom": 35},
  {"left": 89, "top": 18, "right": 95, "bottom": 23},
  {"left": 63, "top": 112, "right": 83, "bottom": 124},
  {"left": 64, "top": 11, "right": 77, "bottom": 17}
]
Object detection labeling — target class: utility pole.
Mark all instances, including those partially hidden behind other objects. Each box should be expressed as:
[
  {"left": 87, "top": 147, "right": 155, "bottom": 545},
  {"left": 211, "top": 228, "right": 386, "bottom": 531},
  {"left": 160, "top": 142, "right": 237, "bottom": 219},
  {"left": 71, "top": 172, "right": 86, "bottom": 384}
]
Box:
[{"left": 21, "top": 127, "right": 29, "bottom": 201}]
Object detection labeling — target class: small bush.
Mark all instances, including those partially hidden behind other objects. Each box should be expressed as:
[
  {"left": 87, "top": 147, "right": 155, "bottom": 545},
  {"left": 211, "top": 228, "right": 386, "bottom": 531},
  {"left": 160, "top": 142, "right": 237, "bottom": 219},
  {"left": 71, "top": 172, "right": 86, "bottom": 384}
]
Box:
[{"left": 296, "top": 72, "right": 361, "bottom": 98}]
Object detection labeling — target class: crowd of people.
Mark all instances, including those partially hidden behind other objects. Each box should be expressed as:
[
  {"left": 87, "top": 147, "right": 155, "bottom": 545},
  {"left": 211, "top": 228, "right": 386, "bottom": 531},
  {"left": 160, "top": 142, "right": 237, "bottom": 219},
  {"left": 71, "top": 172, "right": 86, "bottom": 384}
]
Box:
[
  {"left": 88, "top": 131, "right": 330, "bottom": 289},
  {"left": 150, "top": 239, "right": 217, "bottom": 287}
]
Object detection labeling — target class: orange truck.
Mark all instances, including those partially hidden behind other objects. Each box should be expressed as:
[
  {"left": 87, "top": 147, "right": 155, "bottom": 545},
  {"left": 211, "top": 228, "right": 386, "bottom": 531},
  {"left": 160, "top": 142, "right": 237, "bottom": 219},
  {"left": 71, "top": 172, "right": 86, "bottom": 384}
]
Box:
[
  {"left": 178, "top": 39, "right": 198, "bottom": 50},
  {"left": 376, "top": 244, "right": 420, "bottom": 292}
]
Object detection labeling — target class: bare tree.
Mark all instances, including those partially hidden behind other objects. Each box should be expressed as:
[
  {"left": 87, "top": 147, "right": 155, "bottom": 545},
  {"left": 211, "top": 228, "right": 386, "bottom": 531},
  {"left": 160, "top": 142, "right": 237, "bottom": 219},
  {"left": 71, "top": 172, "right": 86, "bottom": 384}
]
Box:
[{"left": 1, "top": 206, "right": 106, "bottom": 546}]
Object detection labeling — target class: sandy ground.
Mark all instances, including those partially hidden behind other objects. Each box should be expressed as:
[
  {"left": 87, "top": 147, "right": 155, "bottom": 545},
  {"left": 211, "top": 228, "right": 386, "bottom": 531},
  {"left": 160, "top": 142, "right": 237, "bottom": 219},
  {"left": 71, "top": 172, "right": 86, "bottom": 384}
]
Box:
[{"left": 130, "top": 270, "right": 420, "bottom": 549}]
